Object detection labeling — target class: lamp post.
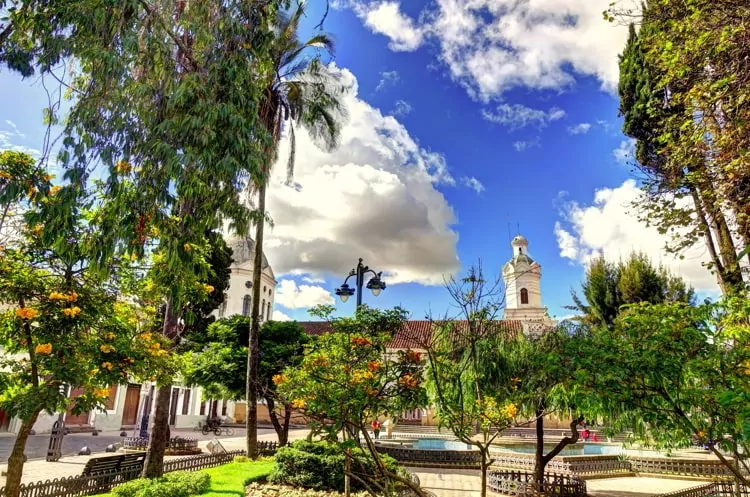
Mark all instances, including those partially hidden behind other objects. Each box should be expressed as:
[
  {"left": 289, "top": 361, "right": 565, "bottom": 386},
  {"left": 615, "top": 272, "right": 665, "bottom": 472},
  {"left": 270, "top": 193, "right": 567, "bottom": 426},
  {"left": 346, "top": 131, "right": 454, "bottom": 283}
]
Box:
[{"left": 335, "top": 258, "right": 386, "bottom": 307}]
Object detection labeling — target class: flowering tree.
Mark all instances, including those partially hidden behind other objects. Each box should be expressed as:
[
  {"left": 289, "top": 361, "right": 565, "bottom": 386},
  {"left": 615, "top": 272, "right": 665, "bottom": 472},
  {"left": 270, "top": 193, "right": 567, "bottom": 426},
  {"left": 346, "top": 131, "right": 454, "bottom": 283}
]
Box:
[
  {"left": 422, "top": 264, "right": 518, "bottom": 497},
  {"left": 0, "top": 152, "right": 173, "bottom": 497},
  {"left": 276, "top": 305, "right": 428, "bottom": 497}
]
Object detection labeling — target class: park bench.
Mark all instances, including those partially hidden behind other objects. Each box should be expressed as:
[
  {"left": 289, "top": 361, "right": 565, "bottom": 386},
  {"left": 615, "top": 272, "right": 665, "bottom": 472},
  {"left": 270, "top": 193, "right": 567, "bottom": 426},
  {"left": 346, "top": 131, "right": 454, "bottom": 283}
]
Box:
[{"left": 81, "top": 452, "right": 146, "bottom": 476}]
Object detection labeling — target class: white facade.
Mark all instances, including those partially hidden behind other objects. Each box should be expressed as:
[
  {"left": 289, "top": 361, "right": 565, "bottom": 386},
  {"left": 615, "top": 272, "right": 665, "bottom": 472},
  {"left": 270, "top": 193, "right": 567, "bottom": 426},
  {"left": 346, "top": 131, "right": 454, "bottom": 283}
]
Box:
[
  {"left": 502, "top": 234, "right": 553, "bottom": 325},
  {"left": 217, "top": 234, "right": 277, "bottom": 322}
]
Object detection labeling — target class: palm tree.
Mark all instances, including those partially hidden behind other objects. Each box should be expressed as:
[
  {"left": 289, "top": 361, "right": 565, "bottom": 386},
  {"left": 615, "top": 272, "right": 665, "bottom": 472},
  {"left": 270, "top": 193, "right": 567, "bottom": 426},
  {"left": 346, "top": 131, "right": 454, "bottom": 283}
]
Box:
[{"left": 246, "top": 4, "right": 346, "bottom": 458}]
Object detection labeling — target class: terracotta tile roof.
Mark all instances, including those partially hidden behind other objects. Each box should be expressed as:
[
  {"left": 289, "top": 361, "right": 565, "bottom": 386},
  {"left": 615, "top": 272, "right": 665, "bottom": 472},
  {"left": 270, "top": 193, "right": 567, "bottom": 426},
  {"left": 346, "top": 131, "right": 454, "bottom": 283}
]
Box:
[{"left": 296, "top": 320, "right": 524, "bottom": 350}]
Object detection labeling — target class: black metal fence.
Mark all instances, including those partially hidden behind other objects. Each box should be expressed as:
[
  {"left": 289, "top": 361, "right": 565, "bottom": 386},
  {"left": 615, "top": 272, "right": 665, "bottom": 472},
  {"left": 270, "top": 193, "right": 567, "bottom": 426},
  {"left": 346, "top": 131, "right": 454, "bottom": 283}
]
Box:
[
  {"left": 123, "top": 438, "right": 199, "bottom": 453},
  {"left": 0, "top": 450, "right": 251, "bottom": 497},
  {"left": 487, "top": 470, "right": 586, "bottom": 497}
]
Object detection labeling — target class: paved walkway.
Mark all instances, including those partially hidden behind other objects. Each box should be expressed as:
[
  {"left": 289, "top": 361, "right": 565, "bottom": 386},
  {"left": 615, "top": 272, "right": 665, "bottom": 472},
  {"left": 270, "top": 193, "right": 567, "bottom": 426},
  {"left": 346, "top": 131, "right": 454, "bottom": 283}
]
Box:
[
  {"left": 587, "top": 477, "right": 707, "bottom": 497},
  {"left": 0, "top": 428, "right": 309, "bottom": 487},
  {"left": 412, "top": 468, "right": 481, "bottom": 497}
]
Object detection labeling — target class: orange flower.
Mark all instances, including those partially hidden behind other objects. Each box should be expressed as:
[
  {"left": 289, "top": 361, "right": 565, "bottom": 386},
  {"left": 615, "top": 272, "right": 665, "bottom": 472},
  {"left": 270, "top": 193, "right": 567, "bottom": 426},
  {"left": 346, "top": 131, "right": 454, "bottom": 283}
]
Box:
[
  {"left": 503, "top": 404, "right": 518, "bottom": 419},
  {"left": 0, "top": 171, "right": 11, "bottom": 180},
  {"left": 404, "top": 350, "right": 421, "bottom": 363},
  {"left": 203, "top": 284, "right": 215, "bottom": 293},
  {"left": 42, "top": 174, "right": 54, "bottom": 181},
  {"left": 367, "top": 361, "right": 383, "bottom": 372},
  {"left": 100, "top": 344, "right": 116, "bottom": 353},
  {"left": 398, "top": 374, "right": 418, "bottom": 388},
  {"left": 49, "top": 185, "right": 62, "bottom": 196},
  {"left": 183, "top": 243, "right": 192, "bottom": 252},
  {"left": 63, "top": 306, "right": 81, "bottom": 317},
  {"left": 272, "top": 374, "right": 288, "bottom": 386},
  {"left": 311, "top": 355, "right": 329, "bottom": 367},
  {"left": 16, "top": 307, "right": 40, "bottom": 320},
  {"left": 35, "top": 343, "right": 53, "bottom": 355},
  {"left": 351, "top": 336, "right": 372, "bottom": 347},
  {"left": 95, "top": 388, "right": 110, "bottom": 398},
  {"left": 115, "top": 160, "right": 131, "bottom": 174},
  {"left": 30, "top": 224, "right": 43, "bottom": 236},
  {"left": 291, "top": 399, "right": 306, "bottom": 409},
  {"left": 104, "top": 332, "right": 116, "bottom": 340},
  {"left": 49, "top": 291, "right": 66, "bottom": 300},
  {"left": 66, "top": 292, "right": 78, "bottom": 302},
  {"left": 101, "top": 362, "right": 114, "bottom": 370}
]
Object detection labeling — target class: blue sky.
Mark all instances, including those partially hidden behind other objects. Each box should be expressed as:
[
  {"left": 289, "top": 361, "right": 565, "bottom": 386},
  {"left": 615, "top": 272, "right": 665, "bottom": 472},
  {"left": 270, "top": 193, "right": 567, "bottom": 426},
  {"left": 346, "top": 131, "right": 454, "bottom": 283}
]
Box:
[{"left": 0, "top": 0, "right": 719, "bottom": 323}]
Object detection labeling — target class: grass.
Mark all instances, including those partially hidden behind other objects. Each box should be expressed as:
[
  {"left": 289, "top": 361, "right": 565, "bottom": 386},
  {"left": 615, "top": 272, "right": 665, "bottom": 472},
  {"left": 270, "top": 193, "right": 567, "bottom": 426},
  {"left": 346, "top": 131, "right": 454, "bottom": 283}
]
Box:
[
  {"left": 201, "top": 461, "right": 275, "bottom": 497},
  {"left": 97, "top": 460, "right": 275, "bottom": 497}
]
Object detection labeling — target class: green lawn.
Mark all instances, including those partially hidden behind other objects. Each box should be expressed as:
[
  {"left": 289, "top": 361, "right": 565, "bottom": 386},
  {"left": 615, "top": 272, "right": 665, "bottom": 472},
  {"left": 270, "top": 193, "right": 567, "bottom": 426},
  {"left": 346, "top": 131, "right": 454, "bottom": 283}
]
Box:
[
  {"left": 99, "top": 461, "right": 275, "bottom": 497},
  {"left": 201, "top": 461, "right": 275, "bottom": 497}
]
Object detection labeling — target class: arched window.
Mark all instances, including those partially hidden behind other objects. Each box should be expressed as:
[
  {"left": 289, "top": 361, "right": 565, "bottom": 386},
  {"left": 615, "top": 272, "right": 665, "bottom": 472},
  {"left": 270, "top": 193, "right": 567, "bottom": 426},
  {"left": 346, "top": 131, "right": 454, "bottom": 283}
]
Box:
[
  {"left": 520, "top": 288, "right": 529, "bottom": 304},
  {"left": 261, "top": 299, "right": 266, "bottom": 321},
  {"left": 266, "top": 302, "right": 272, "bottom": 321},
  {"left": 242, "top": 295, "right": 251, "bottom": 316}
]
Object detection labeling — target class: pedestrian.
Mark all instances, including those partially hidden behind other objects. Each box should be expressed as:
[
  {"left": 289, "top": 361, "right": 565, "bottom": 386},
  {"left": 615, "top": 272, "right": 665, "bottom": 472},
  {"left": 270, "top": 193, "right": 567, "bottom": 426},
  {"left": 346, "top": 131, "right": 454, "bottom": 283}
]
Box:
[{"left": 371, "top": 419, "right": 380, "bottom": 440}]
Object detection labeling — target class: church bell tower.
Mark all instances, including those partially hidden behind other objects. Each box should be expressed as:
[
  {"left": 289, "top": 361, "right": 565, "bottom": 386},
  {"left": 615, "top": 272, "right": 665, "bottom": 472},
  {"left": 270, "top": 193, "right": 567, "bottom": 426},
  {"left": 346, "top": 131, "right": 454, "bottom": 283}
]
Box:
[{"left": 502, "top": 235, "right": 548, "bottom": 322}]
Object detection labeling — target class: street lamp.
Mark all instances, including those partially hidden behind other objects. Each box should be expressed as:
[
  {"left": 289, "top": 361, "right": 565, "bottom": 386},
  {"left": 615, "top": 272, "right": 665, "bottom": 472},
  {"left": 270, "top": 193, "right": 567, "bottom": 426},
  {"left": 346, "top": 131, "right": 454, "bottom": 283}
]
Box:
[{"left": 335, "top": 258, "right": 386, "bottom": 307}]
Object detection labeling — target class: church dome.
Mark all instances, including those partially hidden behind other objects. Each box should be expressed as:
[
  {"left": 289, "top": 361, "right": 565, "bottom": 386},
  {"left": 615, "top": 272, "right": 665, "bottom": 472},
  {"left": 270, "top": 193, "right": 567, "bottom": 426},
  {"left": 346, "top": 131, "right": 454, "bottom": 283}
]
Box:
[
  {"left": 228, "top": 234, "right": 274, "bottom": 278},
  {"left": 504, "top": 233, "right": 537, "bottom": 272}
]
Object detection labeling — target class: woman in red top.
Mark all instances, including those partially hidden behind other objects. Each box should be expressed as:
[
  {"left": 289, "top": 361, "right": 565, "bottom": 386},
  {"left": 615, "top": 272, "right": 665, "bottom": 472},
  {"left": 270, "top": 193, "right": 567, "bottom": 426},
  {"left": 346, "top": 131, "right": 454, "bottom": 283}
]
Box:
[{"left": 371, "top": 420, "right": 380, "bottom": 439}]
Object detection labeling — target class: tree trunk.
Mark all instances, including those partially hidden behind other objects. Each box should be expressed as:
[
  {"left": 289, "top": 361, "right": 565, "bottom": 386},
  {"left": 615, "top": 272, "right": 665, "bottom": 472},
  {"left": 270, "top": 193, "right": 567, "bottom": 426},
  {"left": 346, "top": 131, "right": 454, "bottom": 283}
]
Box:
[
  {"left": 265, "top": 395, "right": 288, "bottom": 446},
  {"left": 142, "top": 385, "right": 172, "bottom": 477},
  {"left": 3, "top": 410, "right": 40, "bottom": 497},
  {"left": 282, "top": 404, "right": 292, "bottom": 445},
  {"left": 534, "top": 410, "right": 545, "bottom": 488},
  {"left": 143, "top": 298, "right": 180, "bottom": 477},
  {"left": 479, "top": 449, "right": 488, "bottom": 497},
  {"left": 247, "top": 182, "right": 266, "bottom": 459}
]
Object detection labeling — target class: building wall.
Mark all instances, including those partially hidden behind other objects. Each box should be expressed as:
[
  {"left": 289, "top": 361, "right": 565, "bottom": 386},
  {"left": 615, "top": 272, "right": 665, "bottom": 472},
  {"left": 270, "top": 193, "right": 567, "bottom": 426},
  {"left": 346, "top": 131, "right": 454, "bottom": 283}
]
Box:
[{"left": 220, "top": 266, "right": 277, "bottom": 321}]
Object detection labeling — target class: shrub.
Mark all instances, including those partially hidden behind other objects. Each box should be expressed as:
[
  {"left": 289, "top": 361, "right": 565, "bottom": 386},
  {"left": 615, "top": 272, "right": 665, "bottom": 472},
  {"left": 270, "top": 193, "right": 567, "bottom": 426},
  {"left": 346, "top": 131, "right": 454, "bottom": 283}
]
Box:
[
  {"left": 112, "top": 471, "right": 210, "bottom": 497},
  {"left": 233, "top": 455, "right": 249, "bottom": 463},
  {"left": 268, "top": 440, "right": 398, "bottom": 493}
]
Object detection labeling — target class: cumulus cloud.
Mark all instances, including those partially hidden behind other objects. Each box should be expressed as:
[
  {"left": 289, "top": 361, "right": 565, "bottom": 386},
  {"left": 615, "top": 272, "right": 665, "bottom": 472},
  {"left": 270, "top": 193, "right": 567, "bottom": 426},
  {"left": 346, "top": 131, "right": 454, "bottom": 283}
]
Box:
[
  {"left": 554, "top": 179, "right": 719, "bottom": 292},
  {"left": 275, "top": 279, "right": 335, "bottom": 309},
  {"left": 613, "top": 138, "right": 636, "bottom": 164},
  {"left": 461, "top": 176, "right": 485, "bottom": 194},
  {"left": 263, "top": 64, "right": 461, "bottom": 286},
  {"left": 359, "top": 1, "right": 425, "bottom": 51},
  {"left": 345, "top": 0, "right": 631, "bottom": 101},
  {"left": 0, "top": 124, "right": 40, "bottom": 157},
  {"left": 376, "top": 70, "right": 400, "bottom": 92},
  {"left": 567, "top": 123, "right": 592, "bottom": 135},
  {"left": 482, "top": 104, "right": 565, "bottom": 130},
  {"left": 272, "top": 310, "right": 293, "bottom": 321},
  {"left": 392, "top": 100, "right": 413, "bottom": 117}
]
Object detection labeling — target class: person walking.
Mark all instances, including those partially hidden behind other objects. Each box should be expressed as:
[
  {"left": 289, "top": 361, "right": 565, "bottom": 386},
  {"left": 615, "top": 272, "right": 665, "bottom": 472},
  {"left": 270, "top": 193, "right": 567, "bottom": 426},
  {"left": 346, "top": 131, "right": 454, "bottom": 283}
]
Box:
[{"left": 371, "top": 419, "right": 380, "bottom": 440}]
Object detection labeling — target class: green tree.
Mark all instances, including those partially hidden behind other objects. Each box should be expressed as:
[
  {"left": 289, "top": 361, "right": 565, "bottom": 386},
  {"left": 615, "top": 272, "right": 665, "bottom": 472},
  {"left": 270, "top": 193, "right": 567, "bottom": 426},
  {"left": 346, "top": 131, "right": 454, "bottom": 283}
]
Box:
[
  {"left": 423, "top": 264, "right": 518, "bottom": 497},
  {"left": 277, "top": 305, "right": 428, "bottom": 497},
  {"left": 0, "top": 153, "right": 172, "bottom": 497},
  {"left": 246, "top": 2, "right": 347, "bottom": 458},
  {"left": 567, "top": 252, "right": 695, "bottom": 328},
  {"left": 614, "top": 2, "right": 750, "bottom": 294},
  {"left": 574, "top": 298, "right": 750, "bottom": 484},
  {"left": 183, "top": 316, "right": 308, "bottom": 445}
]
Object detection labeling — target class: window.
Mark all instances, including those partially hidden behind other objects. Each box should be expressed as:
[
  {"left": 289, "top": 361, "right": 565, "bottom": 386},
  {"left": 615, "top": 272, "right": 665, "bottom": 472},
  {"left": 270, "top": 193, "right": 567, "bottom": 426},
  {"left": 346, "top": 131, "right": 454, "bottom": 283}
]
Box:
[
  {"left": 263, "top": 285, "right": 266, "bottom": 293},
  {"left": 221, "top": 400, "right": 228, "bottom": 416},
  {"left": 200, "top": 401, "right": 206, "bottom": 416},
  {"left": 267, "top": 302, "right": 272, "bottom": 321},
  {"left": 520, "top": 288, "right": 529, "bottom": 304},
  {"left": 261, "top": 299, "right": 265, "bottom": 321},
  {"left": 242, "top": 295, "right": 251, "bottom": 316},
  {"left": 219, "top": 298, "right": 227, "bottom": 318},
  {"left": 182, "top": 389, "right": 191, "bottom": 415}
]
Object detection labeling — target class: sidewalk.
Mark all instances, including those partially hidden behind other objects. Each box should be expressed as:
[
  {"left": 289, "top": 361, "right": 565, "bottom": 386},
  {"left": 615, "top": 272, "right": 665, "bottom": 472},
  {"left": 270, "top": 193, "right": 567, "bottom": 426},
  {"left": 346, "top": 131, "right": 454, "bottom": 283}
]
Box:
[{"left": 0, "top": 429, "right": 309, "bottom": 487}]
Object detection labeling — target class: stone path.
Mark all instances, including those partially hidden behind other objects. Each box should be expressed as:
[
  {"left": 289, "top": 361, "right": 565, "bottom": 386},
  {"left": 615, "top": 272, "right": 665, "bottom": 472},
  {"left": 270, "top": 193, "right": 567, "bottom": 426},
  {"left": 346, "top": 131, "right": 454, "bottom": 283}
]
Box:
[
  {"left": 0, "top": 428, "right": 309, "bottom": 487},
  {"left": 411, "top": 469, "right": 481, "bottom": 497}
]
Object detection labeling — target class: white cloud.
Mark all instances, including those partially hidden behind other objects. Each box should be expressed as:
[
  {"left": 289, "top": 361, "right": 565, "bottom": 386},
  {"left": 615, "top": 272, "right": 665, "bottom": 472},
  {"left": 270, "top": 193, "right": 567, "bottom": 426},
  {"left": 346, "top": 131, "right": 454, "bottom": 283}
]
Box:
[
  {"left": 346, "top": 0, "right": 632, "bottom": 101},
  {"left": 461, "top": 176, "right": 485, "bottom": 194},
  {"left": 275, "top": 279, "right": 335, "bottom": 309},
  {"left": 567, "top": 123, "right": 592, "bottom": 135},
  {"left": 359, "top": 1, "right": 425, "bottom": 51},
  {"left": 272, "top": 310, "right": 293, "bottom": 321},
  {"left": 482, "top": 104, "right": 565, "bottom": 129},
  {"left": 392, "top": 100, "right": 413, "bottom": 117},
  {"left": 0, "top": 127, "right": 40, "bottom": 158},
  {"left": 264, "top": 64, "right": 461, "bottom": 286},
  {"left": 554, "top": 179, "right": 719, "bottom": 292},
  {"left": 613, "top": 138, "right": 636, "bottom": 164},
  {"left": 376, "top": 70, "right": 400, "bottom": 92},
  {"left": 513, "top": 137, "right": 540, "bottom": 152}
]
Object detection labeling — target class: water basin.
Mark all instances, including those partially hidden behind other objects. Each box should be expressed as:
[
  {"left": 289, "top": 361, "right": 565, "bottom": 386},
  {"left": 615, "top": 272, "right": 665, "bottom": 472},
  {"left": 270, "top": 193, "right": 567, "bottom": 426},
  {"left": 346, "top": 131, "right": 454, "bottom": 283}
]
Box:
[{"left": 412, "top": 439, "right": 473, "bottom": 450}]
